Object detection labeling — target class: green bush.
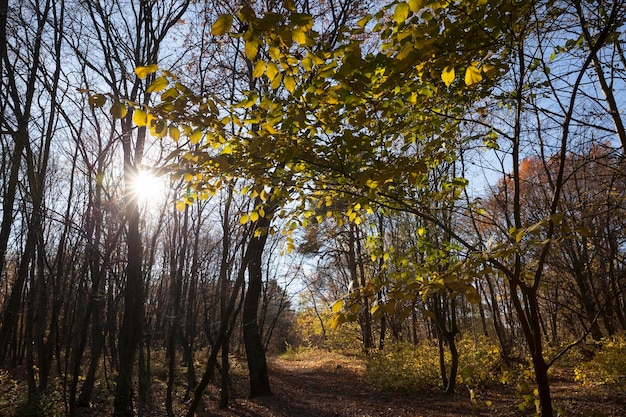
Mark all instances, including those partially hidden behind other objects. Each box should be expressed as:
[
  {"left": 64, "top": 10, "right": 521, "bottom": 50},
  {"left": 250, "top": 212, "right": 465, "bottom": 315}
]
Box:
[{"left": 574, "top": 335, "right": 626, "bottom": 386}]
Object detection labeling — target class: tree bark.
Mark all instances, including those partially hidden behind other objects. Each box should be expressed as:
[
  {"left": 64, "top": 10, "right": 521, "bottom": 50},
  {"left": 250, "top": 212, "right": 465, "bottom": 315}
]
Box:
[{"left": 242, "top": 210, "right": 272, "bottom": 397}]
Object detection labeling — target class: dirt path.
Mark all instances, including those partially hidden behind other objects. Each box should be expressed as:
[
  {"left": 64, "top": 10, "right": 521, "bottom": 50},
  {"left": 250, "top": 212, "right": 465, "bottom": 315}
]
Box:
[
  {"left": 193, "top": 350, "right": 626, "bottom": 417},
  {"left": 197, "top": 351, "right": 518, "bottom": 417}
]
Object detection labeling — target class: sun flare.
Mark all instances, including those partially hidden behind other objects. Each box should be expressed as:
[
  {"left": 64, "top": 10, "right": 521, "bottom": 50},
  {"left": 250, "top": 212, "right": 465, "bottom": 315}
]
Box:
[{"left": 130, "top": 169, "right": 167, "bottom": 203}]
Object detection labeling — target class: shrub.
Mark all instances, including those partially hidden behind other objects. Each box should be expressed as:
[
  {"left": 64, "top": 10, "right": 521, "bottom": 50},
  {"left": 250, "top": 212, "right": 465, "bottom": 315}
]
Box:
[
  {"left": 365, "top": 340, "right": 440, "bottom": 393},
  {"left": 457, "top": 336, "right": 502, "bottom": 389},
  {"left": 574, "top": 335, "right": 626, "bottom": 386}
]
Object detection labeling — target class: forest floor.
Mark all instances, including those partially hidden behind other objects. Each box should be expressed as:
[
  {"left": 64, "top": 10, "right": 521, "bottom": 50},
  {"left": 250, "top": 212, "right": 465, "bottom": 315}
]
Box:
[
  {"left": 3, "top": 348, "right": 626, "bottom": 416},
  {"left": 189, "top": 349, "right": 626, "bottom": 417}
]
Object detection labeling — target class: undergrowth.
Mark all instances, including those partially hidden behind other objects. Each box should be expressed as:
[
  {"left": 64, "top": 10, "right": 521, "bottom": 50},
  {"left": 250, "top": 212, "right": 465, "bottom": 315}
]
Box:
[{"left": 574, "top": 335, "right": 626, "bottom": 386}]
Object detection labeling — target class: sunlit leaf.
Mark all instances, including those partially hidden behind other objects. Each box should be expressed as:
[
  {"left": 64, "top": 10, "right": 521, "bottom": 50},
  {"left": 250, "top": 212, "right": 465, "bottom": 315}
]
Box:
[
  {"left": 240, "top": 214, "right": 249, "bottom": 224},
  {"left": 284, "top": 75, "right": 296, "bottom": 93},
  {"left": 331, "top": 299, "right": 343, "bottom": 313},
  {"left": 135, "top": 64, "right": 158, "bottom": 79},
  {"left": 211, "top": 14, "right": 233, "bottom": 36},
  {"left": 271, "top": 73, "right": 283, "bottom": 90},
  {"left": 328, "top": 313, "right": 346, "bottom": 330},
  {"left": 442, "top": 66, "right": 455, "bottom": 87},
  {"left": 266, "top": 61, "right": 279, "bottom": 82},
  {"left": 147, "top": 76, "right": 169, "bottom": 93},
  {"left": 189, "top": 129, "right": 203, "bottom": 144},
  {"left": 175, "top": 200, "right": 186, "bottom": 212},
  {"left": 408, "top": 0, "right": 422, "bottom": 12},
  {"left": 133, "top": 109, "right": 148, "bottom": 126},
  {"left": 465, "top": 65, "right": 483, "bottom": 86},
  {"left": 393, "top": 2, "right": 410, "bottom": 24},
  {"left": 252, "top": 60, "right": 266, "bottom": 78}
]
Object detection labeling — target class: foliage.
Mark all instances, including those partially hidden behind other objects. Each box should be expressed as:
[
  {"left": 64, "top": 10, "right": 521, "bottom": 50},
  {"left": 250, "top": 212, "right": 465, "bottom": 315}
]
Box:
[
  {"left": 295, "top": 307, "right": 363, "bottom": 352},
  {"left": 457, "top": 336, "right": 503, "bottom": 389},
  {"left": 574, "top": 336, "right": 626, "bottom": 387},
  {"left": 366, "top": 340, "right": 441, "bottom": 392}
]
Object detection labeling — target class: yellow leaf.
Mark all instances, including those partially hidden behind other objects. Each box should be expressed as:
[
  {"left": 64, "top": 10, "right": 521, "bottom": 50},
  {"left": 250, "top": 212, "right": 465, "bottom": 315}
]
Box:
[
  {"left": 292, "top": 27, "right": 307, "bottom": 45},
  {"left": 284, "top": 75, "right": 296, "bottom": 93},
  {"left": 266, "top": 62, "right": 279, "bottom": 82},
  {"left": 169, "top": 126, "right": 180, "bottom": 142},
  {"left": 268, "top": 46, "right": 280, "bottom": 61},
  {"left": 110, "top": 102, "right": 127, "bottom": 118},
  {"left": 442, "top": 66, "right": 455, "bottom": 87},
  {"left": 132, "top": 109, "right": 148, "bottom": 126},
  {"left": 271, "top": 73, "right": 283, "bottom": 90},
  {"left": 328, "top": 313, "right": 346, "bottom": 330},
  {"left": 393, "top": 2, "right": 410, "bottom": 24},
  {"left": 465, "top": 65, "right": 483, "bottom": 86},
  {"left": 408, "top": 0, "right": 422, "bottom": 12},
  {"left": 151, "top": 119, "right": 167, "bottom": 138},
  {"left": 240, "top": 214, "right": 249, "bottom": 224},
  {"left": 190, "top": 129, "right": 202, "bottom": 144},
  {"left": 175, "top": 200, "right": 186, "bottom": 212},
  {"left": 245, "top": 39, "right": 259, "bottom": 60},
  {"left": 331, "top": 299, "right": 343, "bottom": 313},
  {"left": 211, "top": 14, "right": 233, "bottom": 36},
  {"left": 135, "top": 64, "right": 158, "bottom": 79},
  {"left": 146, "top": 76, "right": 168, "bottom": 93},
  {"left": 250, "top": 211, "right": 259, "bottom": 222},
  {"left": 252, "top": 60, "right": 266, "bottom": 78}
]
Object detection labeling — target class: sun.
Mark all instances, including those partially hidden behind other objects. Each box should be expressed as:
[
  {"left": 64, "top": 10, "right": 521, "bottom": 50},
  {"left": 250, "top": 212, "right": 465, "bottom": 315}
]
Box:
[{"left": 130, "top": 169, "right": 167, "bottom": 204}]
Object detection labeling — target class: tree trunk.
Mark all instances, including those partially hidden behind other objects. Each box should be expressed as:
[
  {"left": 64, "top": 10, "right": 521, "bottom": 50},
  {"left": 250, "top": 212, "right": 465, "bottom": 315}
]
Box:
[{"left": 242, "top": 211, "right": 272, "bottom": 397}]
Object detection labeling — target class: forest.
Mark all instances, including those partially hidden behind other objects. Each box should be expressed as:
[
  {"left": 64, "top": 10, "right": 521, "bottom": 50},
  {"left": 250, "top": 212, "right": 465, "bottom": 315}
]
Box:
[{"left": 1, "top": 0, "right": 626, "bottom": 416}]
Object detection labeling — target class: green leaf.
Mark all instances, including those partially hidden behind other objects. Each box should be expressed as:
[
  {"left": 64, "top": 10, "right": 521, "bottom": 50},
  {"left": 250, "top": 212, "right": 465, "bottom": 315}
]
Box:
[
  {"left": 393, "top": 2, "right": 410, "bottom": 24},
  {"left": 442, "top": 66, "right": 455, "bottom": 87},
  {"left": 211, "top": 14, "right": 233, "bottom": 36},
  {"left": 146, "top": 76, "right": 169, "bottom": 93},
  {"left": 135, "top": 64, "right": 158, "bottom": 79},
  {"left": 88, "top": 94, "right": 106, "bottom": 108},
  {"left": 110, "top": 102, "right": 127, "bottom": 118},
  {"left": 464, "top": 65, "right": 483, "bottom": 86}
]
